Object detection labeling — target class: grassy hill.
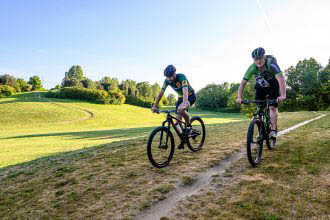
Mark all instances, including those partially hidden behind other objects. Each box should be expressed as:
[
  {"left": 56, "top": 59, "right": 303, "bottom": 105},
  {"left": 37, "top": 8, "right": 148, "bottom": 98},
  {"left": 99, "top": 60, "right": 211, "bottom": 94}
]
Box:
[
  {"left": 0, "top": 92, "right": 244, "bottom": 168},
  {"left": 0, "top": 92, "right": 327, "bottom": 219}
]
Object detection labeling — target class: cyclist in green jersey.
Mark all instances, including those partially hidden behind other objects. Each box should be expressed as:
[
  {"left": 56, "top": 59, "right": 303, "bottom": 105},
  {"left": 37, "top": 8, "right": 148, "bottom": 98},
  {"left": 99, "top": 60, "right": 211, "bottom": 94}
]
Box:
[
  {"left": 151, "top": 65, "right": 196, "bottom": 148},
  {"left": 236, "top": 47, "right": 286, "bottom": 137}
]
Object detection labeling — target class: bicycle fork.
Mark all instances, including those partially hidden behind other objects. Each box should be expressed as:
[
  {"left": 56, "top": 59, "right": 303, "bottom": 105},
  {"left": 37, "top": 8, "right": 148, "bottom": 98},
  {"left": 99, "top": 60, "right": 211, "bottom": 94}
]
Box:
[{"left": 159, "top": 120, "right": 171, "bottom": 148}]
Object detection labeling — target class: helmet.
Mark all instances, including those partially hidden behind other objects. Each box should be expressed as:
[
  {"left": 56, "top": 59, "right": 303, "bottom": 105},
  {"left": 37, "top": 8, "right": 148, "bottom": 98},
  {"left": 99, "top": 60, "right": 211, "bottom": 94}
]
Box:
[
  {"left": 164, "top": 65, "right": 176, "bottom": 77},
  {"left": 251, "top": 47, "right": 265, "bottom": 59}
]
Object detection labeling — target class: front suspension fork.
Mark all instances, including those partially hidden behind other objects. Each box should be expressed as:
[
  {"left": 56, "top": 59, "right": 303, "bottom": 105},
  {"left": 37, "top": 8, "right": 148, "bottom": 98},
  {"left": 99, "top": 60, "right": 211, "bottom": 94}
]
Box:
[{"left": 159, "top": 120, "right": 170, "bottom": 147}]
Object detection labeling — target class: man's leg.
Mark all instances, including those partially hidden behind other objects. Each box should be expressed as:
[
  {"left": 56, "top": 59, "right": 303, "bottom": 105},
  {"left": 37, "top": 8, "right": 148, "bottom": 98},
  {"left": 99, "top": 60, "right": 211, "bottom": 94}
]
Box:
[
  {"left": 269, "top": 84, "right": 280, "bottom": 137},
  {"left": 182, "top": 93, "right": 195, "bottom": 128},
  {"left": 182, "top": 110, "right": 191, "bottom": 127},
  {"left": 175, "top": 99, "right": 186, "bottom": 149},
  {"left": 269, "top": 106, "right": 278, "bottom": 130}
]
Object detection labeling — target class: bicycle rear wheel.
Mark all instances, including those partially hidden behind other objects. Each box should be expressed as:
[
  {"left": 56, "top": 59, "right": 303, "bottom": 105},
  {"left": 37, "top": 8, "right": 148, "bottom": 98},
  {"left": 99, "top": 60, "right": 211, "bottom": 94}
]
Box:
[
  {"left": 187, "top": 116, "right": 206, "bottom": 152},
  {"left": 147, "top": 126, "right": 175, "bottom": 168},
  {"left": 247, "top": 119, "right": 263, "bottom": 166}
]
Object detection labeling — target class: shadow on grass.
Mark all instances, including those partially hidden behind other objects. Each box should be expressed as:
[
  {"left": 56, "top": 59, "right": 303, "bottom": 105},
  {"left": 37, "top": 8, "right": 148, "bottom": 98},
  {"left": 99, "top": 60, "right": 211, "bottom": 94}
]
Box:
[
  {"left": 2, "top": 126, "right": 156, "bottom": 141},
  {"left": 0, "top": 132, "right": 147, "bottom": 174}
]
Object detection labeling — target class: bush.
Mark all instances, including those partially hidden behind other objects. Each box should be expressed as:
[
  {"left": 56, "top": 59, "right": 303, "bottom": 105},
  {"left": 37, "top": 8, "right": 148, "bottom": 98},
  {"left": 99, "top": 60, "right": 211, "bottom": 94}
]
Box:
[
  {"left": 125, "top": 96, "right": 159, "bottom": 108},
  {"left": 0, "top": 85, "right": 15, "bottom": 97},
  {"left": 108, "top": 89, "right": 126, "bottom": 105},
  {"left": 45, "top": 87, "right": 111, "bottom": 104}
]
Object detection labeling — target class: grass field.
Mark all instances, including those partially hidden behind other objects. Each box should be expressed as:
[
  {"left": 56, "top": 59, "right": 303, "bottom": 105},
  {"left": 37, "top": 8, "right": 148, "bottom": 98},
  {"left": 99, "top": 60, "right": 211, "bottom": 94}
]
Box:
[
  {"left": 0, "top": 92, "right": 326, "bottom": 219},
  {"left": 172, "top": 113, "right": 330, "bottom": 219},
  {"left": 0, "top": 92, "right": 244, "bottom": 168}
]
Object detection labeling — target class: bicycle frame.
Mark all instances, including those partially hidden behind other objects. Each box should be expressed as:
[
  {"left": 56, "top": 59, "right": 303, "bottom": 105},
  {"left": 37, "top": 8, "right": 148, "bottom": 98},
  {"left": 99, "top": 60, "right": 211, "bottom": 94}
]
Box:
[
  {"left": 160, "top": 112, "right": 187, "bottom": 147},
  {"left": 253, "top": 102, "right": 272, "bottom": 140}
]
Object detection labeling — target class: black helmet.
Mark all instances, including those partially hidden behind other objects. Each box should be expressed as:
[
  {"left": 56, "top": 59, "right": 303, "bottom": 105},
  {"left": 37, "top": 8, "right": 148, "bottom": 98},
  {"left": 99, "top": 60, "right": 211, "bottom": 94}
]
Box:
[
  {"left": 164, "top": 65, "right": 176, "bottom": 77},
  {"left": 252, "top": 47, "right": 265, "bottom": 59}
]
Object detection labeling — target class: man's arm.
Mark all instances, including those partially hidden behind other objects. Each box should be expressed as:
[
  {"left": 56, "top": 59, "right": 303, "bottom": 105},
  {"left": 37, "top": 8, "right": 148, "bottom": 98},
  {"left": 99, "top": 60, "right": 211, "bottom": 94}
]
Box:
[
  {"left": 236, "top": 79, "right": 248, "bottom": 103},
  {"left": 177, "top": 87, "right": 189, "bottom": 114},
  {"left": 151, "top": 90, "right": 164, "bottom": 112},
  {"left": 182, "top": 87, "right": 189, "bottom": 105},
  {"left": 276, "top": 75, "right": 286, "bottom": 102}
]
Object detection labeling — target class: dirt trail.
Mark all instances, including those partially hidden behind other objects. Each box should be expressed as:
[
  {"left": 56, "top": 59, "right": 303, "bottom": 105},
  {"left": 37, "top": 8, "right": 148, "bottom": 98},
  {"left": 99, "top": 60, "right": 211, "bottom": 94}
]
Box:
[{"left": 135, "top": 112, "right": 326, "bottom": 220}]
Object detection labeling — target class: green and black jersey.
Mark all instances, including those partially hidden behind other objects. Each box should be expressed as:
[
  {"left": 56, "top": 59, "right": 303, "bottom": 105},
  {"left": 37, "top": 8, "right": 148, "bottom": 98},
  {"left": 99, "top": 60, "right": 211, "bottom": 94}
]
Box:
[
  {"left": 161, "top": 73, "right": 194, "bottom": 97},
  {"left": 243, "top": 59, "right": 283, "bottom": 88}
]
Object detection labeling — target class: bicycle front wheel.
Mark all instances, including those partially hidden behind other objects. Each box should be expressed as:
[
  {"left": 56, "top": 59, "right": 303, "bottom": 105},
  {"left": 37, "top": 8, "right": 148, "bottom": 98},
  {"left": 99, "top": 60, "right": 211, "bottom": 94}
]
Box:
[
  {"left": 187, "top": 116, "right": 206, "bottom": 152},
  {"left": 147, "top": 126, "right": 175, "bottom": 168},
  {"left": 247, "top": 119, "right": 263, "bottom": 166},
  {"left": 266, "top": 122, "right": 277, "bottom": 150}
]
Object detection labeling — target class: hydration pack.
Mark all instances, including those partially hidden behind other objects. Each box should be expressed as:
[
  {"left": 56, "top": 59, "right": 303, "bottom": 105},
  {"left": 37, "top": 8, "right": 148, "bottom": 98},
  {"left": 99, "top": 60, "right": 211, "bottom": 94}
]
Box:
[{"left": 265, "top": 55, "right": 277, "bottom": 70}]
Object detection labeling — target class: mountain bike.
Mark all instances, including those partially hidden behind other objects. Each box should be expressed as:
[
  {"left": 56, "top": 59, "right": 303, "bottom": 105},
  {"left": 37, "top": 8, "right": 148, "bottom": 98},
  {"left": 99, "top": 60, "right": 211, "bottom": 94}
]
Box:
[
  {"left": 147, "top": 110, "right": 205, "bottom": 168},
  {"left": 241, "top": 99, "right": 277, "bottom": 166}
]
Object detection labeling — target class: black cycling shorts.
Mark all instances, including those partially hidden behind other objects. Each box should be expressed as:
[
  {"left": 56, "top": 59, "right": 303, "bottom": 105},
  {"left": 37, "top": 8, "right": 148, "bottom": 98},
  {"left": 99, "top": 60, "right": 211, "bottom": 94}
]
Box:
[
  {"left": 255, "top": 85, "right": 279, "bottom": 107},
  {"left": 176, "top": 93, "right": 196, "bottom": 111}
]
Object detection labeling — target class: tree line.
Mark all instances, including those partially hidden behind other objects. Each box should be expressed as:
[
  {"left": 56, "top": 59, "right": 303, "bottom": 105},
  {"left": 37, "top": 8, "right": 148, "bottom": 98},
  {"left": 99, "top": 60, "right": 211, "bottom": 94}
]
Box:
[
  {"left": 196, "top": 57, "right": 330, "bottom": 112},
  {"left": 0, "top": 75, "right": 43, "bottom": 97},
  {"left": 2, "top": 57, "right": 329, "bottom": 112},
  {"left": 48, "top": 65, "right": 177, "bottom": 106}
]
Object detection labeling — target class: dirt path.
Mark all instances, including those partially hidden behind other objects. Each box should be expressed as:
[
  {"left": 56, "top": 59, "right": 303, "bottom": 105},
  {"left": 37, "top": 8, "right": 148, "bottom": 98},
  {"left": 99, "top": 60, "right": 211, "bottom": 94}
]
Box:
[{"left": 135, "top": 112, "right": 326, "bottom": 220}]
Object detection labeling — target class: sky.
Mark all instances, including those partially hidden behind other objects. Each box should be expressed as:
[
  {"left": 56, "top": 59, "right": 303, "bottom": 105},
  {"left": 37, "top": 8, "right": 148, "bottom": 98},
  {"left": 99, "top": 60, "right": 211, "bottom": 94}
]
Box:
[{"left": 1, "top": 0, "right": 330, "bottom": 92}]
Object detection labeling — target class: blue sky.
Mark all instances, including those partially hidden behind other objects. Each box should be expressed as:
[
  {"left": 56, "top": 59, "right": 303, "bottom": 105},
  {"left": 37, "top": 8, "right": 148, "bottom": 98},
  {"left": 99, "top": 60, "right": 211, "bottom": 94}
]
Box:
[{"left": 1, "top": 0, "right": 330, "bottom": 92}]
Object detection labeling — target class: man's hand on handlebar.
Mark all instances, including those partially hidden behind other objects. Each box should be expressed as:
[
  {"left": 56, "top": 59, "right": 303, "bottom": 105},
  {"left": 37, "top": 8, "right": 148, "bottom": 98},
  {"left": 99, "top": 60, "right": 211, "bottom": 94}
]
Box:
[
  {"left": 236, "top": 97, "right": 242, "bottom": 104},
  {"left": 151, "top": 106, "right": 158, "bottom": 113},
  {"left": 177, "top": 102, "right": 189, "bottom": 114},
  {"left": 277, "top": 96, "right": 286, "bottom": 103}
]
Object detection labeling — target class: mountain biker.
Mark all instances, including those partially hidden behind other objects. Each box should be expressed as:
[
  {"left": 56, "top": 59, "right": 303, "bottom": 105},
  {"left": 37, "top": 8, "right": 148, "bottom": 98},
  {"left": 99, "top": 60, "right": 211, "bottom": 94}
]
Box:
[
  {"left": 236, "top": 47, "right": 286, "bottom": 137},
  {"left": 151, "top": 64, "right": 196, "bottom": 148}
]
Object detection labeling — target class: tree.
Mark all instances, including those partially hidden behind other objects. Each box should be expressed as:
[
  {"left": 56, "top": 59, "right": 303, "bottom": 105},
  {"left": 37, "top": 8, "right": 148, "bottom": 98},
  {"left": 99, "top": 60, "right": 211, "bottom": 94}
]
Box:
[
  {"left": 167, "top": 93, "right": 176, "bottom": 106},
  {"left": 0, "top": 74, "right": 16, "bottom": 88},
  {"left": 66, "top": 65, "right": 84, "bottom": 81},
  {"left": 54, "top": 84, "right": 61, "bottom": 89},
  {"left": 151, "top": 83, "right": 161, "bottom": 101},
  {"left": 120, "top": 79, "right": 137, "bottom": 97},
  {"left": 62, "top": 65, "right": 84, "bottom": 87},
  {"left": 81, "top": 78, "right": 96, "bottom": 89},
  {"left": 285, "top": 58, "right": 322, "bottom": 110},
  {"left": 16, "top": 78, "right": 30, "bottom": 92},
  {"left": 196, "top": 83, "right": 230, "bottom": 109},
  {"left": 136, "top": 82, "right": 153, "bottom": 100},
  {"left": 317, "top": 59, "right": 330, "bottom": 110},
  {"left": 28, "top": 75, "right": 43, "bottom": 90},
  {"left": 319, "top": 59, "right": 330, "bottom": 84},
  {"left": 100, "top": 77, "right": 119, "bottom": 91}
]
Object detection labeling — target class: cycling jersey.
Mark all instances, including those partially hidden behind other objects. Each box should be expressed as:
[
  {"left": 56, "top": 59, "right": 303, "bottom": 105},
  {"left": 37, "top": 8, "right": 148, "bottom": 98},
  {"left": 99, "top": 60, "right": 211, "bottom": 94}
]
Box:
[
  {"left": 243, "top": 60, "right": 283, "bottom": 107},
  {"left": 243, "top": 62, "right": 283, "bottom": 88},
  {"left": 161, "top": 73, "right": 194, "bottom": 97}
]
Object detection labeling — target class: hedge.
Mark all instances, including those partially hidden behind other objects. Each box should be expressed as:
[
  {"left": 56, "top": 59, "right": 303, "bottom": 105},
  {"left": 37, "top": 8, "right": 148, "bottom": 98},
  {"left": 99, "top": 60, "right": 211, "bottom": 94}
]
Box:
[
  {"left": 45, "top": 87, "right": 123, "bottom": 104},
  {"left": 125, "top": 96, "right": 160, "bottom": 108}
]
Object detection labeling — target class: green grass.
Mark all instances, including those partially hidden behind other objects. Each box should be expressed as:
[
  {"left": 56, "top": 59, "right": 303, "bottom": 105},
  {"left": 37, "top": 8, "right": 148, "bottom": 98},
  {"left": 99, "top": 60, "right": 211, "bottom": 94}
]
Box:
[
  {"left": 0, "top": 92, "right": 245, "bottom": 168},
  {"left": 172, "top": 113, "right": 330, "bottom": 220},
  {"left": 0, "top": 92, "right": 323, "bottom": 219}
]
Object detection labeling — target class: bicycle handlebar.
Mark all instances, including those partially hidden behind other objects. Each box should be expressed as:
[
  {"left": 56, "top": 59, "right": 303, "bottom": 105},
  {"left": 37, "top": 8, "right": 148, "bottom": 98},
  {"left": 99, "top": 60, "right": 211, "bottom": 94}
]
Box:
[
  {"left": 241, "top": 99, "right": 277, "bottom": 105},
  {"left": 156, "top": 109, "right": 178, "bottom": 114}
]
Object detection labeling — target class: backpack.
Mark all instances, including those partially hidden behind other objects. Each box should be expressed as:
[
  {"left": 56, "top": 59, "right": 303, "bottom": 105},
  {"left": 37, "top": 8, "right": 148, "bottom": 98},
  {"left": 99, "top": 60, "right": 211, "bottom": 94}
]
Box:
[{"left": 265, "top": 55, "right": 277, "bottom": 70}]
